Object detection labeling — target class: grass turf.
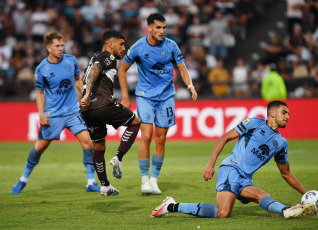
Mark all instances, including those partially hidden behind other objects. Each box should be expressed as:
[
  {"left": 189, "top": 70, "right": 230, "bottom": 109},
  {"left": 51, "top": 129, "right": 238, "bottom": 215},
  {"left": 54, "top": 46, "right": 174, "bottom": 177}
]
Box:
[{"left": 0, "top": 140, "right": 317, "bottom": 229}]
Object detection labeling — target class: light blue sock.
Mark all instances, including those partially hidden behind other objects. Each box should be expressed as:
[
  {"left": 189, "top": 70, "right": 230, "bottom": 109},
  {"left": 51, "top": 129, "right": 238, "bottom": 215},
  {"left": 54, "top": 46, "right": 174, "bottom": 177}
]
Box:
[
  {"left": 178, "top": 203, "right": 218, "bottom": 218},
  {"left": 83, "top": 148, "right": 95, "bottom": 180},
  {"left": 22, "top": 147, "right": 42, "bottom": 178},
  {"left": 138, "top": 159, "right": 150, "bottom": 176},
  {"left": 259, "top": 196, "right": 287, "bottom": 214},
  {"left": 151, "top": 154, "right": 164, "bottom": 178}
]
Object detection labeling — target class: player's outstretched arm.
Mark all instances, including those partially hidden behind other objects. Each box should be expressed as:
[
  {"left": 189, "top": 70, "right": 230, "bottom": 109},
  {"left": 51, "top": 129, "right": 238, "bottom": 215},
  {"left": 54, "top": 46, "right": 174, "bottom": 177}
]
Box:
[
  {"left": 276, "top": 162, "right": 307, "bottom": 195},
  {"left": 36, "top": 90, "right": 50, "bottom": 126},
  {"left": 81, "top": 63, "right": 102, "bottom": 107},
  {"left": 75, "top": 75, "right": 83, "bottom": 102},
  {"left": 203, "top": 128, "right": 239, "bottom": 181},
  {"left": 177, "top": 62, "right": 198, "bottom": 101},
  {"left": 118, "top": 62, "right": 132, "bottom": 108}
]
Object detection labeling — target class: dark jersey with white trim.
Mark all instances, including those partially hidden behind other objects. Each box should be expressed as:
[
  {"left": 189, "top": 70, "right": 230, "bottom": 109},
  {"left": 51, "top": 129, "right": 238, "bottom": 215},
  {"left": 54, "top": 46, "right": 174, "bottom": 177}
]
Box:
[{"left": 80, "top": 51, "right": 117, "bottom": 112}]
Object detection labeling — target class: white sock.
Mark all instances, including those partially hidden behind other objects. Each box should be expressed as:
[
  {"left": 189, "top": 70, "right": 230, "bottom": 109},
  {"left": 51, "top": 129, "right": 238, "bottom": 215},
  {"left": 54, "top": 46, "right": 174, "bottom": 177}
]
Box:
[
  {"left": 87, "top": 179, "right": 96, "bottom": 186},
  {"left": 150, "top": 177, "right": 157, "bottom": 184},
  {"left": 142, "top": 175, "right": 149, "bottom": 183},
  {"left": 20, "top": 176, "right": 28, "bottom": 183}
]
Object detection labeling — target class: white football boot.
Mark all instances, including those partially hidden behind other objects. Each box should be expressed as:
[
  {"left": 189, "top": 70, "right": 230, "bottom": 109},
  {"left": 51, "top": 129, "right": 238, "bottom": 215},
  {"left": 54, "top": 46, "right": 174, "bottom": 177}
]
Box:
[
  {"left": 152, "top": 196, "right": 176, "bottom": 218},
  {"left": 149, "top": 177, "right": 161, "bottom": 195},
  {"left": 283, "top": 203, "right": 317, "bottom": 218}
]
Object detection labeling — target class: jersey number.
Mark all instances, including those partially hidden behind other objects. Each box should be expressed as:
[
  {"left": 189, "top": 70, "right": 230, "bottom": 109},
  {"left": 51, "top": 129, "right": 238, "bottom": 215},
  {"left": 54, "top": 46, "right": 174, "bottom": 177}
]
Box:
[{"left": 166, "top": 107, "right": 174, "bottom": 117}]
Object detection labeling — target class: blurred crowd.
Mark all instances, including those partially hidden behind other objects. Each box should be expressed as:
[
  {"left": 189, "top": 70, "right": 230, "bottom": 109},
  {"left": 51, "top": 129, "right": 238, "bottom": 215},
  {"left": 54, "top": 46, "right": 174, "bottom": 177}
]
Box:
[{"left": 0, "top": 0, "right": 317, "bottom": 101}]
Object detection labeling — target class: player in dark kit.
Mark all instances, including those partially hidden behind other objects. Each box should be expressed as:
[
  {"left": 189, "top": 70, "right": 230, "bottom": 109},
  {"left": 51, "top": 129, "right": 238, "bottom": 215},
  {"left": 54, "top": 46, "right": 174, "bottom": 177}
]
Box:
[{"left": 80, "top": 30, "right": 141, "bottom": 197}]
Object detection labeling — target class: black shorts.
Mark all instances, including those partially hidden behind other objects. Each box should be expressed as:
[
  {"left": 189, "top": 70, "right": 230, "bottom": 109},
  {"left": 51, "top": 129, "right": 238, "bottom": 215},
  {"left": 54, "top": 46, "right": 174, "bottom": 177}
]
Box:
[{"left": 81, "top": 101, "right": 135, "bottom": 143}]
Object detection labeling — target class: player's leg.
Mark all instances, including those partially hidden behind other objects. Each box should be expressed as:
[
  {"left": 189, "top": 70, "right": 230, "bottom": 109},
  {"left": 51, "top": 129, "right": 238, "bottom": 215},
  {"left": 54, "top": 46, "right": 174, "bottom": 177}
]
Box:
[
  {"left": 240, "top": 186, "right": 286, "bottom": 214},
  {"left": 150, "top": 96, "right": 175, "bottom": 194},
  {"left": 135, "top": 96, "right": 156, "bottom": 194},
  {"left": 80, "top": 109, "right": 118, "bottom": 196},
  {"left": 138, "top": 123, "right": 153, "bottom": 194},
  {"left": 108, "top": 104, "right": 141, "bottom": 179},
  {"left": 150, "top": 126, "right": 168, "bottom": 194},
  {"left": 216, "top": 191, "right": 236, "bottom": 218},
  {"left": 152, "top": 196, "right": 219, "bottom": 218},
  {"left": 67, "top": 112, "right": 99, "bottom": 192},
  {"left": 75, "top": 130, "right": 100, "bottom": 192}
]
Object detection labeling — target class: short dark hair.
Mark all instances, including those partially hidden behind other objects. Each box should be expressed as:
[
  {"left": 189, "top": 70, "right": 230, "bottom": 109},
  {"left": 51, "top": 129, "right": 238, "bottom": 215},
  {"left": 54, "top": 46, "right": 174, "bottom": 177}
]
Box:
[
  {"left": 101, "top": 30, "right": 125, "bottom": 46},
  {"left": 44, "top": 31, "right": 63, "bottom": 45},
  {"left": 267, "top": 100, "right": 288, "bottom": 116},
  {"left": 147, "top": 13, "right": 166, "bottom": 25}
]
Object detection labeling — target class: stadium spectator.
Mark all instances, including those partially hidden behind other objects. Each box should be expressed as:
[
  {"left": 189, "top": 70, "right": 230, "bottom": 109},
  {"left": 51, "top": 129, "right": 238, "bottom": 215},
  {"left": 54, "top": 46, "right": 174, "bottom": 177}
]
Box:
[
  {"left": 207, "top": 11, "right": 230, "bottom": 59},
  {"left": 208, "top": 58, "right": 231, "bottom": 98},
  {"left": 286, "top": 0, "right": 305, "bottom": 35},
  {"left": 118, "top": 13, "right": 197, "bottom": 195},
  {"left": 11, "top": 2, "right": 29, "bottom": 42},
  {"left": 11, "top": 31, "right": 100, "bottom": 195},
  {"left": 262, "top": 34, "right": 286, "bottom": 65},
  {"left": 261, "top": 64, "right": 287, "bottom": 100},
  {"left": 232, "top": 58, "right": 249, "bottom": 97},
  {"left": 249, "top": 63, "right": 269, "bottom": 98},
  {"left": 152, "top": 101, "right": 317, "bottom": 219},
  {"left": 80, "top": 30, "right": 141, "bottom": 197},
  {"left": 29, "top": 6, "right": 51, "bottom": 43}
]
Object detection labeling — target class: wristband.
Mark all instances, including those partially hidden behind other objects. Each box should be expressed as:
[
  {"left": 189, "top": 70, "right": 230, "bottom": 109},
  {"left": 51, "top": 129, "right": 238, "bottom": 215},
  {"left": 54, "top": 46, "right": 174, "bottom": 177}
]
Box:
[{"left": 187, "top": 85, "right": 194, "bottom": 90}]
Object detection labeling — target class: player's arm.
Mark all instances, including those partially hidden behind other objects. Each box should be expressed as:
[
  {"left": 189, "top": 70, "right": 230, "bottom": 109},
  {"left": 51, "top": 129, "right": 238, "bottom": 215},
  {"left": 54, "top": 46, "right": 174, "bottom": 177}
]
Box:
[
  {"left": 203, "top": 128, "right": 239, "bottom": 181},
  {"left": 74, "top": 75, "right": 83, "bottom": 102},
  {"left": 36, "top": 89, "right": 50, "bottom": 126},
  {"left": 276, "top": 161, "right": 307, "bottom": 195},
  {"left": 118, "top": 61, "right": 132, "bottom": 108},
  {"left": 177, "top": 62, "right": 198, "bottom": 101},
  {"left": 80, "top": 63, "right": 102, "bottom": 107}
]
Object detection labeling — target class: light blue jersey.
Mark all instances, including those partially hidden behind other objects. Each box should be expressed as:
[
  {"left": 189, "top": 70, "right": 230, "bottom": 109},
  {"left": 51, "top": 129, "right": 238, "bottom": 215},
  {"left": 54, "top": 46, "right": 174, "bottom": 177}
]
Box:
[
  {"left": 124, "top": 37, "right": 184, "bottom": 100},
  {"left": 221, "top": 117, "right": 288, "bottom": 178},
  {"left": 35, "top": 54, "right": 80, "bottom": 117}
]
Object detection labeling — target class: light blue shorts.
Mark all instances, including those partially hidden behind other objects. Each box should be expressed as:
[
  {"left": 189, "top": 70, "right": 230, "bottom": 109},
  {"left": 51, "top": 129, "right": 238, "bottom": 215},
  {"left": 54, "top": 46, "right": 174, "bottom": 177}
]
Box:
[
  {"left": 38, "top": 112, "right": 87, "bottom": 140},
  {"left": 136, "top": 96, "right": 175, "bottom": 128},
  {"left": 216, "top": 165, "right": 255, "bottom": 204}
]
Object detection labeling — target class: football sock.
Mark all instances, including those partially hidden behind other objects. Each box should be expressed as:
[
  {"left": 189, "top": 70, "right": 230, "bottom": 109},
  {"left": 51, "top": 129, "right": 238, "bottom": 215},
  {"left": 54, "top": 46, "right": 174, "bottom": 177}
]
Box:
[
  {"left": 83, "top": 148, "right": 95, "bottom": 180},
  {"left": 117, "top": 123, "right": 140, "bottom": 161},
  {"left": 139, "top": 159, "right": 150, "bottom": 176},
  {"left": 177, "top": 203, "right": 218, "bottom": 218},
  {"left": 93, "top": 150, "right": 110, "bottom": 186},
  {"left": 22, "top": 147, "right": 42, "bottom": 179},
  {"left": 259, "top": 196, "right": 287, "bottom": 214},
  {"left": 150, "top": 154, "right": 164, "bottom": 178}
]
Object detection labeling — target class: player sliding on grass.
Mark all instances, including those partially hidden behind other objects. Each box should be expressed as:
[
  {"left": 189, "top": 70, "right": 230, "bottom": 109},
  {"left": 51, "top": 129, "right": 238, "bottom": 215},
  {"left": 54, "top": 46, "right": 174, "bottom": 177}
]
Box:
[
  {"left": 152, "top": 101, "right": 318, "bottom": 219},
  {"left": 80, "top": 30, "right": 140, "bottom": 197}
]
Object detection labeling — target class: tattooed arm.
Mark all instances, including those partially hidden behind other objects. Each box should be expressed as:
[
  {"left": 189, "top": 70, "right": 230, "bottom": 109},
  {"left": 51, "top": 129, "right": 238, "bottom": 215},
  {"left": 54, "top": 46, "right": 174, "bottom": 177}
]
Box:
[{"left": 80, "top": 62, "right": 102, "bottom": 107}]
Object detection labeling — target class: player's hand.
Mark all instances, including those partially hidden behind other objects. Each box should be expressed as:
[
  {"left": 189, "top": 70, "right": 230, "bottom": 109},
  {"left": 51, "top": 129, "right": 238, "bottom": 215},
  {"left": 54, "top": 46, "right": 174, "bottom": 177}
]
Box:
[
  {"left": 80, "top": 95, "right": 90, "bottom": 107},
  {"left": 188, "top": 87, "right": 198, "bottom": 101},
  {"left": 39, "top": 114, "right": 50, "bottom": 126},
  {"left": 203, "top": 164, "right": 215, "bottom": 181},
  {"left": 121, "top": 96, "right": 131, "bottom": 109}
]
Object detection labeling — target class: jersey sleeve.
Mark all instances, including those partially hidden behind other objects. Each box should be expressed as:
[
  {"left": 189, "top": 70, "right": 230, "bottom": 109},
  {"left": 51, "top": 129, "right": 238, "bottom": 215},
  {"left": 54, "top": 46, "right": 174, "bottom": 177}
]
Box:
[
  {"left": 234, "top": 118, "right": 260, "bottom": 136},
  {"left": 123, "top": 46, "right": 137, "bottom": 65},
  {"left": 34, "top": 66, "right": 44, "bottom": 91},
  {"left": 172, "top": 41, "right": 184, "bottom": 65},
  {"left": 72, "top": 56, "right": 80, "bottom": 77},
  {"left": 274, "top": 140, "right": 289, "bottom": 163}
]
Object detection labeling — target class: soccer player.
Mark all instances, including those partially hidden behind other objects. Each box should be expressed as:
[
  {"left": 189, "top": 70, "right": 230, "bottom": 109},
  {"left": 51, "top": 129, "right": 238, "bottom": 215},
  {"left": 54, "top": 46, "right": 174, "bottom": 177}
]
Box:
[
  {"left": 12, "top": 31, "right": 100, "bottom": 194},
  {"left": 80, "top": 30, "right": 141, "bottom": 197},
  {"left": 152, "top": 101, "right": 317, "bottom": 219},
  {"left": 118, "top": 13, "right": 197, "bottom": 195}
]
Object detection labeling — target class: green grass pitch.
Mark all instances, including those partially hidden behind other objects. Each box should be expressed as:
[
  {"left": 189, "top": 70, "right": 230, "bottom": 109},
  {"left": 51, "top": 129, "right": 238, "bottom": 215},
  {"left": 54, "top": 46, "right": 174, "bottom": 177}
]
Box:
[{"left": 0, "top": 140, "right": 317, "bottom": 229}]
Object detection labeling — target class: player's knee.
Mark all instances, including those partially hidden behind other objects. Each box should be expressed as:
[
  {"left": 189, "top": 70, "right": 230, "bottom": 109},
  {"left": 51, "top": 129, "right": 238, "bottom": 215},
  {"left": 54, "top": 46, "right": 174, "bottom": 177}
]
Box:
[{"left": 217, "top": 210, "right": 231, "bottom": 218}]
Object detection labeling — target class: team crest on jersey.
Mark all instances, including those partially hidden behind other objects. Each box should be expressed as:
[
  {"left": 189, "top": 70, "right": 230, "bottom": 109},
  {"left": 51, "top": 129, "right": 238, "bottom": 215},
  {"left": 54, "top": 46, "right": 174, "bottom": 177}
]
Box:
[
  {"left": 272, "top": 138, "right": 279, "bottom": 148},
  {"left": 104, "top": 58, "right": 112, "bottom": 66},
  {"left": 110, "top": 54, "right": 115, "bottom": 60},
  {"left": 243, "top": 119, "right": 250, "bottom": 124},
  {"left": 161, "top": 50, "right": 168, "bottom": 57},
  {"left": 127, "top": 49, "right": 130, "bottom": 56},
  {"left": 65, "top": 64, "right": 71, "bottom": 72}
]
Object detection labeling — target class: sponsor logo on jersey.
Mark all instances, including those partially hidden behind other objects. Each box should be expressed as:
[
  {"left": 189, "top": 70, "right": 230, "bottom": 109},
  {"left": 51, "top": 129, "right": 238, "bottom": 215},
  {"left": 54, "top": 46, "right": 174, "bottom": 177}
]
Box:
[
  {"left": 260, "top": 130, "right": 265, "bottom": 135},
  {"left": 57, "top": 79, "right": 73, "bottom": 95},
  {"left": 110, "top": 54, "right": 115, "bottom": 60},
  {"left": 150, "top": 63, "right": 170, "bottom": 76},
  {"left": 104, "top": 57, "right": 112, "bottom": 66},
  {"left": 35, "top": 74, "right": 38, "bottom": 80},
  {"left": 145, "top": 53, "right": 150, "bottom": 59},
  {"left": 50, "top": 72, "right": 55, "bottom": 77},
  {"left": 177, "top": 54, "right": 184, "bottom": 61},
  {"left": 251, "top": 144, "right": 270, "bottom": 161},
  {"left": 127, "top": 49, "right": 130, "bottom": 56}
]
